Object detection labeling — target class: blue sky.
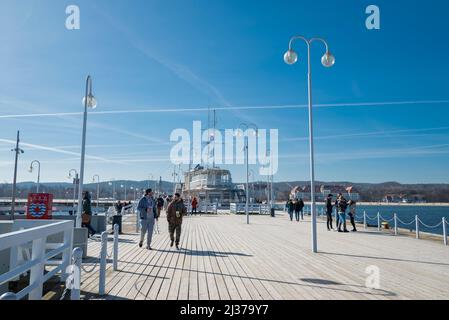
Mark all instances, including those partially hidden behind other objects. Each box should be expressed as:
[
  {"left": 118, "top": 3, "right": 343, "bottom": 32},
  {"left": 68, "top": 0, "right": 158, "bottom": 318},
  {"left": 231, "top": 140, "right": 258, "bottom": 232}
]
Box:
[{"left": 1, "top": 0, "right": 449, "bottom": 184}]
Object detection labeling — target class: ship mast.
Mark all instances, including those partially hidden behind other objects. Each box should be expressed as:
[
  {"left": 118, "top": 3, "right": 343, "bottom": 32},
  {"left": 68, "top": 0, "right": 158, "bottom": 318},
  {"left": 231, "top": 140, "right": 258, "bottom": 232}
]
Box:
[{"left": 212, "top": 109, "right": 216, "bottom": 169}]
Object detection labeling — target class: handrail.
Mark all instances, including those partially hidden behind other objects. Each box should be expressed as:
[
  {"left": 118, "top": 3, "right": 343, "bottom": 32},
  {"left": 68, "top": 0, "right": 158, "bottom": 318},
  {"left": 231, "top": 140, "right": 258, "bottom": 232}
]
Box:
[
  {"left": 0, "top": 220, "right": 72, "bottom": 251},
  {"left": 0, "top": 219, "right": 73, "bottom": 300},
  {"left": 354, "top": 212, "right": 447, "bottom": 246}
]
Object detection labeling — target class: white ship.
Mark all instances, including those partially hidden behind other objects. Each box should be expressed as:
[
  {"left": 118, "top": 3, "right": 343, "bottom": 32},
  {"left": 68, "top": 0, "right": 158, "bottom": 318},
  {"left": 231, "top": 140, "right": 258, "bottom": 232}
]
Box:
[{"left": 180, "top": 165, "right": 246, "bottom": 206}]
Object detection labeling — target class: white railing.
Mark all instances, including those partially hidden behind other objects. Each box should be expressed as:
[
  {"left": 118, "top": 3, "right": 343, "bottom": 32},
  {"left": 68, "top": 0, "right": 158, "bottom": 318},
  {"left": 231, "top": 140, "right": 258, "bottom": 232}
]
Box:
[
  {"left": 353, "top": 211, "right": 448, "bottom": 246},
  {"left": 73, "top": 225, "right": 120, "bottom": 299},
  {"left": 198, "top": 203, "right": 218, "bottom": 214},
  {"left": 0, "top": 220, "right": 73, "bottom": 300},
  {"left": 230, "top": 203, "right": 271, "bottom": 215}
]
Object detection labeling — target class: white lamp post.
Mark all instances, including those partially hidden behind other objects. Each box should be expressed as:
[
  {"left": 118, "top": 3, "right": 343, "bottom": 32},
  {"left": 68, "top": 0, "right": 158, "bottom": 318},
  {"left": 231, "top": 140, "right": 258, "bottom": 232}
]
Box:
[
  {"left": 10, "top": 131, "right": 24, "bottom": 219},
  {"left": 148, "top": 174, "right": 153, "bottom": 190},
  {"left": 29, "top": 160, "right": 41, "bottom": 193},
  {"left": 284, "top": 35, "right": 335, "bottom": 253},
  {"left": 249, "top": 169, "right": 255, "bottom": 203},
  {"left": 76, "top": 75, "right": 97, "bottom": 228},
  {"left": 239, "top": 123, "right": 258, "bottom": 225},
  {"left": 121, "top": 184, "right": 127, "bottom": 201},
  {"left": 131, "top": 186, "right": 137, "bottom": 201},
  {"left": 108, "top": 179, "right": 115, "bottom": 201},
  {"left": 93, "top": 174, "right": 100, "bottom": 208},
  {"left": 68, "top": 169, "right": 78, "bottom": 214}
]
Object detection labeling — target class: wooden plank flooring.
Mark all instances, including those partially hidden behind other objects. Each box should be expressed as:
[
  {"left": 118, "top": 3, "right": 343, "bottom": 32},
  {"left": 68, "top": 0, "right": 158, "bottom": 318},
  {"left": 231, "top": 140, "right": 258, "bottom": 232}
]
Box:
[{"left": 79, "top": 212, "right": 449, "bottom": 300}]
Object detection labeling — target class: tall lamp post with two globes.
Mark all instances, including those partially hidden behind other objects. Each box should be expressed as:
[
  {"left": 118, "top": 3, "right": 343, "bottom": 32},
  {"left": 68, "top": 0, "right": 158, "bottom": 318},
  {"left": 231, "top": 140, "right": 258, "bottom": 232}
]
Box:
[{"left": 284, "top": 35, "right": 335, "bottom": 253}]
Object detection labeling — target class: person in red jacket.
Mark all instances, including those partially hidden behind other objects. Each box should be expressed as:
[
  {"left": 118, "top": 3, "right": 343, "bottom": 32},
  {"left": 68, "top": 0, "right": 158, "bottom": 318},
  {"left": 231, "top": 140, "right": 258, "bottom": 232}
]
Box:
[{"left": 191, "top": 197, "right": 198, "bottom": 215}]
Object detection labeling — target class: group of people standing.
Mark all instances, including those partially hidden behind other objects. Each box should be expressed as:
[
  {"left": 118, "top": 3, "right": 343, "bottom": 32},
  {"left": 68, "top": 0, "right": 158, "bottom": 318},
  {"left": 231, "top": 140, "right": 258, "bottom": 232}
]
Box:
[
  {"left": 285, "top": 198, "right": 305, "bottom": 222},
  {"left": 284, "top": 193, "right": 358, "bottom": 233},
  {"left": 137, "top": 189, "right": 187, "bottom": 251},
  {"left": 325, "top": 193, "right": 357, "bottom": 233}
]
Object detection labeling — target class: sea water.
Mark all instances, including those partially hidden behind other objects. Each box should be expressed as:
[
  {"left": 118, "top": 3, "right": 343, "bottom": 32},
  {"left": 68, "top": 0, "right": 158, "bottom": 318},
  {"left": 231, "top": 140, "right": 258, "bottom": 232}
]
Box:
[{"left": 306, "top": 204, "right": 449, "bottom": 235}]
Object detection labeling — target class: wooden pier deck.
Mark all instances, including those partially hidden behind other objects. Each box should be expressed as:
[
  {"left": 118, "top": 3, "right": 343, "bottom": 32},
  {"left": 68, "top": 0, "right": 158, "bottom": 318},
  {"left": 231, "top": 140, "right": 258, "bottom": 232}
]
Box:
[{"left": 79, "top": 213, "right": 449, "bottom": 300}]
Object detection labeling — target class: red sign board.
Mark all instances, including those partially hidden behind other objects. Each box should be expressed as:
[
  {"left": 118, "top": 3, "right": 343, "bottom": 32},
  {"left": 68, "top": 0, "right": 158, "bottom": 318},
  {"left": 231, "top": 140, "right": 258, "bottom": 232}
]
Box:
[{"left": 26, "top": 193, "right": 54, "bottom": 220}]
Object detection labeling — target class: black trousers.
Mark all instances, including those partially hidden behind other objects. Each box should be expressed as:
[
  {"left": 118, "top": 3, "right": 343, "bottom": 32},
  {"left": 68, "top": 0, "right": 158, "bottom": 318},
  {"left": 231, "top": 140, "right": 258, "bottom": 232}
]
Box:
[
  {"left": 348, "top": 213, "right": 357, "bottom": 230},
  {"left": 82, "top": 222, "right": 96, "bottom": 236},
  {"left": 169, "top": 224, "right": 182, "bottom": 245},
  {"left": 326, "top": 211, "right": 333, "bottom": 230}
]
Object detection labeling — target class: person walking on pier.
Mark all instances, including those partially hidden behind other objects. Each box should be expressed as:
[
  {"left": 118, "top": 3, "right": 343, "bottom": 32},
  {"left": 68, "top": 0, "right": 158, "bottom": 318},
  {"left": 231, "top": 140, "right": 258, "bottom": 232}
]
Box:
[
  {"left": 294, "top": 198, "right": 305, "bottom": 221},
  {"left": 348, "top": 200, "right": 358, "bottom": 232},
  {"left": 81, "top": 191, "right": 96, "bottom": 237},
  {"left": 156, "top": 195, "right": 164, "bottom": 219},
  {"left": 325, "top": 194, "right": 334, "bottom": 231},
  {"left": 166, "top": 193, "right": 187, "bottom": 250},
  {"left": 337, "top": 195, "right": 349, "bottom": 233},
  {"left": 138, "top": 189, "right": 157, "bottom": 250},
  {"left": 191, "top": 197, "right": 198, "bottom": 216},
  {"left": 155, "top": 195, "right": 164, "bottom": 234},
  {"left": 286, "top": 199, "right": 294, "bottom": 221}
]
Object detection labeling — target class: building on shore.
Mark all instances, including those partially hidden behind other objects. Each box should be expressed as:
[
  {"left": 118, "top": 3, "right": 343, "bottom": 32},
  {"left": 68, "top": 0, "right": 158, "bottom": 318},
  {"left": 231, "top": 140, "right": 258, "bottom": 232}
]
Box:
[
  {"left": 290, "top": 185, "right": 360, "bottom": 202},
  {"left": 382, "top": 194, "right": 427, "bottom": 203}
]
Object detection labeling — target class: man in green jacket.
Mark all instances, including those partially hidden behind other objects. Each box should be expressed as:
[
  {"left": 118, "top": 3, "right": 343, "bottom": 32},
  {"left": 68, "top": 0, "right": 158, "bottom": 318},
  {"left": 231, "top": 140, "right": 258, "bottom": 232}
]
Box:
[{"left": 166, "top": 193, "right": 187, "bottom": 250}]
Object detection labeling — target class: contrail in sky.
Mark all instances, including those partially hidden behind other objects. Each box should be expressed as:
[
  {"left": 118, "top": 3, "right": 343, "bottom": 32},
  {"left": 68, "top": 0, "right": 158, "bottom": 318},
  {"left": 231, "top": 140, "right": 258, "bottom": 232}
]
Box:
[
  {"left": 0, "top": 138, "right": 123, "bottom": 164},
  {"left": 0, "top": 100, "right": 448, "bottom": 119}
]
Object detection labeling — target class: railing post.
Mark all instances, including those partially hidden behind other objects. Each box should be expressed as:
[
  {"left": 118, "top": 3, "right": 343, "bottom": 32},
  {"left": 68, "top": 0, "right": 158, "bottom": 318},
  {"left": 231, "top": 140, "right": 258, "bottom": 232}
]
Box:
[
  {"left": 113, "top": 224, "right": 119, "bottom": 271},
  {"left": 61, "top": 228, "right": 74, "bottom": 282},
  {"left": 363, "top": 211, "right": 367, "bottom": 230},
  {"left": 415, "top": 215, "right": 419, "bottom": 239},
  {"left": 443, "top": 217, "right": 447, "bottom": 246},
  {"left": 70, "top": 247, "right": 83, "bottom": 300},
  {"left": 99, "top": 231, "right": 108, "bottom": 295},
  {"left": 394, "top": 213, "right": 398, "bottom": 236},
  {"left": 29, "top": 237, "right": 45, "bottom": 300},
  {"left": 377, "top": 212, "right": 381, "bottom": 232}
]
